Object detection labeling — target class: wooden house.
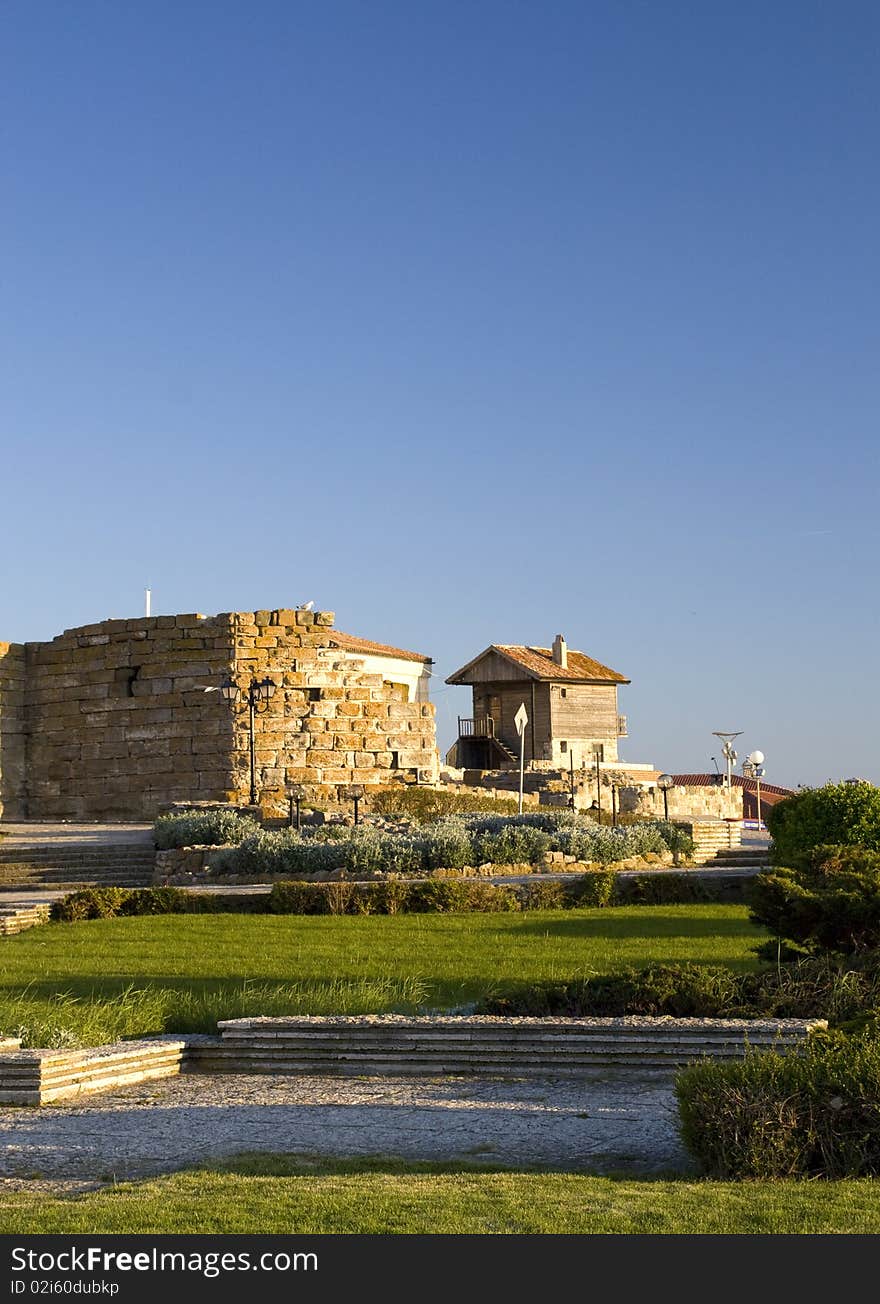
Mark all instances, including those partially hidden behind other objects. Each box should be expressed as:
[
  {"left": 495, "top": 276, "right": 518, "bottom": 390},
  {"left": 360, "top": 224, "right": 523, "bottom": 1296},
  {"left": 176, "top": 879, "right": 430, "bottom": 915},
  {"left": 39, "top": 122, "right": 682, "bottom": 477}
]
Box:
[{"left": 445, "top": 635, "right": 629, "bottom": 770}]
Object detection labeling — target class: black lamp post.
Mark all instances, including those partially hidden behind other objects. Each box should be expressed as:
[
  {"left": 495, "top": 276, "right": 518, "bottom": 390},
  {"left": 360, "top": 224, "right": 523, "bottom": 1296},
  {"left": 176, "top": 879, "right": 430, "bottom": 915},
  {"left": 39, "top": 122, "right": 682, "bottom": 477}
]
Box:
[
  {"left": 344, "top": 783, "right": 365, "bottom": 825},
  {"left": 288, "top": 783, "right": 306, "bottom": 831},
  {"left": 657, "top": 773, "right": 674, "bottom": 821},
  {"left": 220, "top": 676, "right": 277, "bottom": 806}
]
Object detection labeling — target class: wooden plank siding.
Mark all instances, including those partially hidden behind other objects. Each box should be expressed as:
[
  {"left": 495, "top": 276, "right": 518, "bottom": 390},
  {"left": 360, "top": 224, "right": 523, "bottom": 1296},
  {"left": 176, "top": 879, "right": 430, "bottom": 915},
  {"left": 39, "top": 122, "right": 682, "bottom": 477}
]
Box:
[
  {"left": 458, "top": 650, "right": 536, "bottom": 683},
  {"left": 548, "top": 684, "right": 620, "bottom": 763}
]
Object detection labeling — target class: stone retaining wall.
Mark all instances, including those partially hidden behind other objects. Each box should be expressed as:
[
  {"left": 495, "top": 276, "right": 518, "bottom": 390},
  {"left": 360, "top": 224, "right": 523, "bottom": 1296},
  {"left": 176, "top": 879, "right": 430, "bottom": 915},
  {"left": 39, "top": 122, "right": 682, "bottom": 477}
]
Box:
[
  {"left": 203, "top": 1015, "right": 825, "bottom": 1076},
  {"left": 0, "top": 1039, "right": 186, "bottom": 1105},
  {"left": 153, "top": 846, "right": 676, "bottom": 885},
  {"left": 0, "top": 1018, "right": 824, "bottom": 1104}
]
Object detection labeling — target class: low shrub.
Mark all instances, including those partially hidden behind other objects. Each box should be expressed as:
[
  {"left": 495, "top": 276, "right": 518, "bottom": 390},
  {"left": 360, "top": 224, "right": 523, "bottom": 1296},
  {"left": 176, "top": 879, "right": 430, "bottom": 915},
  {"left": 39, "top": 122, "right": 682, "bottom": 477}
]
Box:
[
  {"left": 421, "top": 818, "right": 479, "bottom": 870},
  {"left": 370, "top": 787, "right": 522, "bottom": 821},
  {"left": 613, "top": 874, "right": 748, "bottom": 905},
  {"left": 750, "top": 845, "right": 880, "bottom": 954},
  {"left": 767, "top": 781, "right": 880, "bottom": 870},
  {"left": 517, "top": 874, "right": 616, "bottom": 910},
  {"left": 206, "top": 813, "right": 687, "bottom": 878},
  {"left": 266, "top": 873, "right": 615, "bottom": 916},
  {"left": 154, "top": 810, "right": 261, "bottom": 850},
  {"left": 472, "top": 824, "right": 552, "bottom": 866},
  {"left": 50, "top": 888, "right": 133, "bottom": 921},
  {"left": 675, "top": 1028, "right": 880, "bottom": 1178},
  {"left": 267, "top": 880, "right": 521, "bottom": 916},
  {"left": 51, "top": 888, "right": 270, "bottom": 921},
  {"left": 476, "top": 953, "right": 880, "bottom": 1023}
]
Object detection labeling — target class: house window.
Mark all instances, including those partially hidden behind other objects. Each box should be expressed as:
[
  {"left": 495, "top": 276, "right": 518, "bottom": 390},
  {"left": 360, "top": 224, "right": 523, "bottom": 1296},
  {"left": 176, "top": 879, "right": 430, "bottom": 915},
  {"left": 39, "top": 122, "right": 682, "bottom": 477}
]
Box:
[
  {"left": 560, "top": 688, "right": 567, "bottom": 698},
  {"left": 560, "top": 741, "right": 568, "bottom": 754}
]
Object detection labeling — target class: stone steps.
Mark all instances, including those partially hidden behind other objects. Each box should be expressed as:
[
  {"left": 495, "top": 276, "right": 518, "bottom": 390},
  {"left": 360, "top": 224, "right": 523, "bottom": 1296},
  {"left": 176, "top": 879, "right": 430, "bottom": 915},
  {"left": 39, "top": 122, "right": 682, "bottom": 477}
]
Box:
[
  {"left": 0, "top": 1039, "right": 186, "bottom": 1105},
  {"left": 196, "top": 1015, "right": 824, "bottom": 1077},
  {"left": 0, "top": 903, "right": 51, "bottom": 936},
  {"left": 0, "top": 844, "right": 155, "bottom": 888}
]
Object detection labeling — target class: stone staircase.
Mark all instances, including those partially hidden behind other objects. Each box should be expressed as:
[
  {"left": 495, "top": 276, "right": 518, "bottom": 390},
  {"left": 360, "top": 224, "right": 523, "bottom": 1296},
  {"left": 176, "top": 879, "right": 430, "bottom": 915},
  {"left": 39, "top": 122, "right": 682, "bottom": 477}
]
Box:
[
  {"left": 0, "top": 843, "right": 155, "bottom": 890},
  {"left": 698, "top": 846, "right": 770, "bottom": 872}
]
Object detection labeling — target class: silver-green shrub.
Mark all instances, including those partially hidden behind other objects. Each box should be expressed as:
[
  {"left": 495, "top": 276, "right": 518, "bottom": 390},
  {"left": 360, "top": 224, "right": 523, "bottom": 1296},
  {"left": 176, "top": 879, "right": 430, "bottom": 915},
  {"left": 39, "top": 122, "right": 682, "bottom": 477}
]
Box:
[{"left": 154, "top": 810, "right": 261, "bottom": 849}]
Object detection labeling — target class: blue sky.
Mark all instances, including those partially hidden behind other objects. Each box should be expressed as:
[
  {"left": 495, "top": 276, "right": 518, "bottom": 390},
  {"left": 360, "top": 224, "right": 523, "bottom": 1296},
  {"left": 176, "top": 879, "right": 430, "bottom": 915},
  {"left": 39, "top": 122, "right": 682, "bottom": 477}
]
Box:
[{"left": 2, "top": 1, "right": 878, "bottom": 787}]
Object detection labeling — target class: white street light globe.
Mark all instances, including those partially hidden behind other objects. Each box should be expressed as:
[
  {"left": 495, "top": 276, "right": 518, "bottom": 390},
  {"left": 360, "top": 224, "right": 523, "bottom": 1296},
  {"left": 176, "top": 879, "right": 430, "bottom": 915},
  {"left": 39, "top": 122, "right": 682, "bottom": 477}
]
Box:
[{"left": 748, "top": 750, "right": 765, "bottom": 767}]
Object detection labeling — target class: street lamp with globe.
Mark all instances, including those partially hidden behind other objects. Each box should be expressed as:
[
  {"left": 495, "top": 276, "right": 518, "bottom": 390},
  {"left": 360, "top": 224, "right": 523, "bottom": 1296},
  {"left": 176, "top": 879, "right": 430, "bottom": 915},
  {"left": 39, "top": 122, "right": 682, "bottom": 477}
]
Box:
[
  {"left": 743, "top": 749, "right": 766, "bottom": 827},
  {"left": 657, "top": 773, "right": 675, "bottom": 821}
]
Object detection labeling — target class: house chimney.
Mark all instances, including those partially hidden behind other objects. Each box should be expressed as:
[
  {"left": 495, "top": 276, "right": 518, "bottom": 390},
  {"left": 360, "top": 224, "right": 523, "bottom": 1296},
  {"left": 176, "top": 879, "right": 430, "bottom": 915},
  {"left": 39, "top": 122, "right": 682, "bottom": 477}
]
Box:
[{"left": 552, "top": 634, "right": 568, "bottom": 669}]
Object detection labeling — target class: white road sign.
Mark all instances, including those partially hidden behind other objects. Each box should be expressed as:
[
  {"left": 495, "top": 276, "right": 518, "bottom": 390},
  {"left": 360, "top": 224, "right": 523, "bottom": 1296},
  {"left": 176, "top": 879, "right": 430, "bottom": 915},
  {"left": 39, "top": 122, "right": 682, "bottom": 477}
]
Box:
[{"left": 514, "top": 703, "right": 528, "bottom": 736}]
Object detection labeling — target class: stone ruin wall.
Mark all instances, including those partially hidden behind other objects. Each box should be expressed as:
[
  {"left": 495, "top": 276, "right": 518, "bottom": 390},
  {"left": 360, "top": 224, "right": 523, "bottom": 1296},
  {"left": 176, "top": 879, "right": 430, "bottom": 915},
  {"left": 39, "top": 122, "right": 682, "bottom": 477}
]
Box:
[
  {"left": 0, "top": 608, "right": 438, "bottom": 821},
  {"left": 0, "top": 642, "right": 27, "bottom": 820},
  {"left": 21, "top": 613, "right": 237, "bottom": 820},
  {"left": 231, "top": 607, "right": 438, "bottom": 815}
]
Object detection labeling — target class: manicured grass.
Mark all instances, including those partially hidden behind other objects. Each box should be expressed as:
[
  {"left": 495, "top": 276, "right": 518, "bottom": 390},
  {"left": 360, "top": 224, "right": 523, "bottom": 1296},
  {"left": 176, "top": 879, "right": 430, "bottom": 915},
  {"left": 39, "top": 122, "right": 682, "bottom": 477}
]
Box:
[
  {"left": 0, "top": 907, "right": 766, "bottom": 1046},
  {"left": 1, "top": 1157, "right": 878, "bottom": 1234}
]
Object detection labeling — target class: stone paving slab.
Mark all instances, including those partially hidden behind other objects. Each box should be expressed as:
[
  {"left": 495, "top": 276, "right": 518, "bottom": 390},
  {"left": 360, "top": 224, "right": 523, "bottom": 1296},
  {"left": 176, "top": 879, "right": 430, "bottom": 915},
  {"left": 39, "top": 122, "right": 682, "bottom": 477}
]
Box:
[{"left": 0, "top": 1070, "right": 693, "bottom": 1186}]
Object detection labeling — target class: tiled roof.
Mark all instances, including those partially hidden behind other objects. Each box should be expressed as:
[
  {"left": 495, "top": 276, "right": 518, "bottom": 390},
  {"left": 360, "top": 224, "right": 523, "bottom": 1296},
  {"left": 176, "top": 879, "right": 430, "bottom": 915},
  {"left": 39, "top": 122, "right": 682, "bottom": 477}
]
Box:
[
  {"left": 671, "top": 774, "right": 795, "bottom": 797},
  {"left": 485, "top": 645, "right": 628, "bottom": 684},
  {"left": 329, "top": 631, "right": 431, "bottom": 664}
]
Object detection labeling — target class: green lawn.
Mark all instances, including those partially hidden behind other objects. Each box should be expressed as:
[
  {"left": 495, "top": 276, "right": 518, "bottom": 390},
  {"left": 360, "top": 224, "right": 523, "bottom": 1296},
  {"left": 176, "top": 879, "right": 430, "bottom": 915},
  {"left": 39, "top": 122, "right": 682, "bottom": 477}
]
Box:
[
  {"left": 0, "top": 906, "right": 765, "bottom": 1046},
  {"left": 1, "top": 1157, "right": 878, "bottom": 1234}
]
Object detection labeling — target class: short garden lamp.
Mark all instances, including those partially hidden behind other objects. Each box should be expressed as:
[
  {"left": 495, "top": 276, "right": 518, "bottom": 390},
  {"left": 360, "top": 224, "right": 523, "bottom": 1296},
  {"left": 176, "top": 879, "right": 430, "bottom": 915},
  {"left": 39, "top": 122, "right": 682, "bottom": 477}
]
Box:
[
  {"left": 288, "top": 783, "right": 307, "bottom": 832},
  {"left": 344, "top": 783, "right": 365, "bottom": 825},
  {"left": 657, "top": 773, "right": 675, "bottom": 821},
  {"left": 219, "top": 676, "right": 277, "bottom": 806}
]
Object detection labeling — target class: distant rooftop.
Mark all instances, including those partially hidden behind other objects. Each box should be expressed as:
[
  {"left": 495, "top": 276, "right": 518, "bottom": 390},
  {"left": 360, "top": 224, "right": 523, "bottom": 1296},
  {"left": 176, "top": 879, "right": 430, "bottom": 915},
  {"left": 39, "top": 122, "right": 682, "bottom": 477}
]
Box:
[
  {"left": 329, "top": 630, "right": 431, "bottom": 664},
  {"left": 672, "top": 774, "right": 794, "bottom": 797},
  {"left": 447, "top": 644, "right": 628, "bottom": 685}
]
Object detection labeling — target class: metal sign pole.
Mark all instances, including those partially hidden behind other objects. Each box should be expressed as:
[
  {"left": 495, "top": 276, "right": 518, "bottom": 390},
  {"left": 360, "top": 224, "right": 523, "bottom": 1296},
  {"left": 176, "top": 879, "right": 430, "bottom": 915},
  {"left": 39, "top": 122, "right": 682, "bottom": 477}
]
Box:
[{"left": 514, "top": 703, "right": 529, "bottom": 816}]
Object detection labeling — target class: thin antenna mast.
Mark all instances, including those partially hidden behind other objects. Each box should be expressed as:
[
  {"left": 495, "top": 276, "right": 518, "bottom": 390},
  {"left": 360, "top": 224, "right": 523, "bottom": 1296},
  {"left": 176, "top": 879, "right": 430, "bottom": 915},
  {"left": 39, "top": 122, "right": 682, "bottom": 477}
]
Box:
[{"left": 145, "top": 587, "right": 152, "bottom": 618}]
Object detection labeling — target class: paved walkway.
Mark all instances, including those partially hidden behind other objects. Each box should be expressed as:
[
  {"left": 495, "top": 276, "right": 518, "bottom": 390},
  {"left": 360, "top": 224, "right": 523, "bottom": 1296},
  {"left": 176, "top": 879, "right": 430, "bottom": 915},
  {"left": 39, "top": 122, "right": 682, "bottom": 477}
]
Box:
[
  {"left": 0, "top": 1070, "right": 691, "bottom": 1191},
  {"left": 0, "top": 823, "right": 153, "bottom": 848}
]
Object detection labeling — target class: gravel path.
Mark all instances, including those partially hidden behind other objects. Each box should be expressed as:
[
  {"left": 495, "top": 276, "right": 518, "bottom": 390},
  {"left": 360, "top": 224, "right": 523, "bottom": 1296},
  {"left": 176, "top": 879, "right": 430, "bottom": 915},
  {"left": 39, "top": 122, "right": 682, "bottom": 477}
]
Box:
[{"left": 0, "top": 1071, "right": 693, "bottom": 1189}]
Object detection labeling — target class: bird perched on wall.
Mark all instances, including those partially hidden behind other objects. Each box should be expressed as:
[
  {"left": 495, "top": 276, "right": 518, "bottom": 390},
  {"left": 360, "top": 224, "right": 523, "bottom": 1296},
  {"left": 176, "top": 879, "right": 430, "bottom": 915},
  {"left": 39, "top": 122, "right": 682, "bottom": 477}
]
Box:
[{"left": 297, "top": 601, "right": 314, "bottom": 611}]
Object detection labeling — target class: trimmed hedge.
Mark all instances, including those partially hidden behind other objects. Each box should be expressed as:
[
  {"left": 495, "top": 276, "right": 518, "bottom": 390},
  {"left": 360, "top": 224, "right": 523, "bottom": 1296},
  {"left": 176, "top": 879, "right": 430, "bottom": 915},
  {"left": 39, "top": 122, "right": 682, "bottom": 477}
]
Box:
[
  {"left": 675, "top": 1029, "right": 880, "bottom": 1178},
  {"left": 49, "top": 874, "right": 617, "bottom": 922},
  {"left": 266, "top": 874, "right": 615, "bottom": 915},
  {"left": 50, "top": 888, "right": 268, "bottom": 922}
]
